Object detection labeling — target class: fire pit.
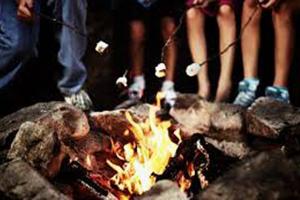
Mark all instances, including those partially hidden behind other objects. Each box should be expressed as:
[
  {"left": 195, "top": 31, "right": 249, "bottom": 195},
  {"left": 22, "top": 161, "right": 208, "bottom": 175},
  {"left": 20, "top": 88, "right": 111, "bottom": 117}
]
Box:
[{"left": 1, "top": 94, "right": 300, "bottom": 200}]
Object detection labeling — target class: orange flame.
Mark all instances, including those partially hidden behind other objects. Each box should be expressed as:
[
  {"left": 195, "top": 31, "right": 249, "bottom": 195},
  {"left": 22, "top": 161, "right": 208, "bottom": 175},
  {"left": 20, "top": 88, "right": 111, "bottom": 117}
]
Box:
[{"left": 106, "top": 94, "right": 181, "bottom": 195}]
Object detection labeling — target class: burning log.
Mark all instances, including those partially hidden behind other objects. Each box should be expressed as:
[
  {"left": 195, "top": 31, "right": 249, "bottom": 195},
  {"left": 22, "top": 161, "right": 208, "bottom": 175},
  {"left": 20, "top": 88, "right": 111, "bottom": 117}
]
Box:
[
  {"left": 197, "top": 149, "right": 300, "bottom": 200},
  {"left": 170, "top": 94, "right": 246, "bottom": 142},
  {"left": 0, "top": 159, "right": 68, "bottom": 200},
  {"left": 247, "top": 97, "right": 300, "bottom": 139}
]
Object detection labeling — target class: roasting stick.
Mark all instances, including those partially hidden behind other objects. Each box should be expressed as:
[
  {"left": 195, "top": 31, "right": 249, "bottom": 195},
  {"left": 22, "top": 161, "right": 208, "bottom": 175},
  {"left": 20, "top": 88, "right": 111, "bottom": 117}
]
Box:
[{"left": 37, "top": 12, "right": 109, "bottom": 54}]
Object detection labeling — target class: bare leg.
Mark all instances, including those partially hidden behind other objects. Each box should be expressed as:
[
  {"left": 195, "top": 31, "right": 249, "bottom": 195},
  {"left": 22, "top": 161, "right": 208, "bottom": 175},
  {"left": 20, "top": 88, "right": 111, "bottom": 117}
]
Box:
[
  {"left": 215, "top": 4, "right": 236, "bottom": 102},
  {"left": 242, "top": 0, "right": 262, "bottom": 79},
  {"left": 161, "top": 17, "right": 177, "bottom": 82},
  {"left": 129, "top": 20, "right": 146, "bottom": 76},
  {"left": 272, "top": 2, "right": 294, "bottom": 87},
  {"left": 186, "top": 8, "right": 210, "bottom": 99}
]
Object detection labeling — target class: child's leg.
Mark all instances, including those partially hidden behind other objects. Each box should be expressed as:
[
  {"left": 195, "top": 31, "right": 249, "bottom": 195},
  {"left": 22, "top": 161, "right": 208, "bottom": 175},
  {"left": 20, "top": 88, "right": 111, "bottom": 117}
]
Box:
[
  {"left": 161, "top": 16, "right": 178, "bottom": 82},
  {"left": 242, "top": 0, "right": 262, "bottom": 79},
  {"left": 186, "top": 8, "right": 210, "bottom": 99},
  {"left": 128, "top": 20, "right": 146, "bottom": 99},
  {"left": 233, "top": 0, "right": 262, "bottom": 107},
  {"left": 215, "top": 4, "right": 236, "bottom": 102},
  {"left": 129, "top": 20, "right": 146, "bottom": 77},
  {"left": 272, "top": 2, "right": 294, "bottom": 88},
  {"left": 161, "top": 16, "right": 178, "bottom": 106}
]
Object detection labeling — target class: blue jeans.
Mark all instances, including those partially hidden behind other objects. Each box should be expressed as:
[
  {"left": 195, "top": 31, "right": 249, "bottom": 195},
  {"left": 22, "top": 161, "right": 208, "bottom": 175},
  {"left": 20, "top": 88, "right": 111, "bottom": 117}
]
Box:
[{"left": 0, "top": 0, "right": 87, "bottom": 95}]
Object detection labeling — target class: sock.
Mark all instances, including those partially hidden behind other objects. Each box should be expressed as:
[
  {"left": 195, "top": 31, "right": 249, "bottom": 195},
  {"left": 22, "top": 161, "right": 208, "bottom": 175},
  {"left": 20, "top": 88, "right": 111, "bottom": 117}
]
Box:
[
  {"left": 244, "top": 77, "right": 259, "bottom": 91},
  {"left": 162, "top": 80, "right": 175, "bottom": 92},
  {"left": 132, "top": 75, "right": 145, "bottom": 90}
]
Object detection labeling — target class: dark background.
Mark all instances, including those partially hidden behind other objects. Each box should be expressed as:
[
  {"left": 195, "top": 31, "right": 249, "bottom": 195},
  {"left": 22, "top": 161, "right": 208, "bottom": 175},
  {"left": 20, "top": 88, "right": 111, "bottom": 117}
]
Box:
[{"left": 0, "top": 0, "right": 299, "bottom": 117}]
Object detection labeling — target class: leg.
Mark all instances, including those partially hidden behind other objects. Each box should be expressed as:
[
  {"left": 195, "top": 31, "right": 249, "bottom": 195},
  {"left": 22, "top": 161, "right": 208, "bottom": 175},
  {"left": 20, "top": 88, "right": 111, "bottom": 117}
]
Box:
[
  {"left": 264, "top": 1, "right": 295, "bottom": 103},
  {"left": 242, "top": 0, "right": 262, "bottom": 79},
  {"left": 129, "top": 20, "right": 146, "bottom": 77},
  {"left": 0, "top": 0, "right": 39, "bottom": 89},
  {"left": 161, "top": 16, "right": 178, "bottom": 106},
  {"left": 233, "top": 0, "right": 261, "bottom": 107},
  {"left": 215, "top": 4, "right": 236, "bottom": 102},
  {"left": 128, "top": 20, "right": 146, "bottom": 99},
  {"left": 161, "top": 16, "right": 177, "bottom": 82},
  {"left": 186, "top": 7, "right": 210, "bottom": 99},
  {"left": 272, "top": 2, "right": 294, "bottom": 88},
  {"left": 54, "top": 0, "right": 88, "bottom": 96}
]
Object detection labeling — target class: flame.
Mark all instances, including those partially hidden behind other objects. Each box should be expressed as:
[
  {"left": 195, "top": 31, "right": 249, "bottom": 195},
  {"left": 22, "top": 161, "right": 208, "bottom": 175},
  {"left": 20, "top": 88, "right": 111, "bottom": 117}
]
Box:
[
  {"left": 106, "top": 95, "right": 181, "bottom": 195},
  {"left": 177, "top": 171, "right": 191, "bottom": 192},
  {"left": 86, "top": 154, "right": 92, "bottom": 168}
]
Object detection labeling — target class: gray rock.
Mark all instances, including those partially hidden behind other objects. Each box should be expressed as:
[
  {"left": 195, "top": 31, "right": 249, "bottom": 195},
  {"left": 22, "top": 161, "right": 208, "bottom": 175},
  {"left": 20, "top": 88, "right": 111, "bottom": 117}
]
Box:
[
  {"left": 6, "top": 102, "right": 91, "bottom": 178},
  {"left": 204, "top": 137, "right": 253, "bottom": 159},
  {"left": 0, "top": 159, "right": 68, "bottom": 200},
  {"left": 170, "top": 94, "right": 246, "bottom": 142},
  {"left": 197, "top": 149, "right": 300, "bottom": 200},
  {"left": 0, "top": 102, "right": 63, "bottom": 148},
  {"left": 247, "top": 97, "right": 300, "bottom": 139}
]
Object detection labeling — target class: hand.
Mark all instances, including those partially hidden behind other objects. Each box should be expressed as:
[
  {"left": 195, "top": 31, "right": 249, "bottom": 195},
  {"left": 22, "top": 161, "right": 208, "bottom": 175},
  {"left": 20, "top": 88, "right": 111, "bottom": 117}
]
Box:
[
  {"left": 259, "top": 0, "right": 281, "bottom": 8},
  {"left": 17, "top": 0, "right": 35, "bottom": 21}
]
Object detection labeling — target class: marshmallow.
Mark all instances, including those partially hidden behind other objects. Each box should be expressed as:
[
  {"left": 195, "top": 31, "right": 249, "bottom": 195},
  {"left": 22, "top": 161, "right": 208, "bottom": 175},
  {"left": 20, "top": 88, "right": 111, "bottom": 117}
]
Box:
[
  {"left": 95, "top": 41, "right": 109, "bottom": 54},
  {"left": 116, "top": 76, "right": 128, "bottom": 87},
  {"left": 186, "top": 63, "right": 201, "bottom": 77},
  {"left": 155, "top": 63, "right": 167, "bottom": 78}
]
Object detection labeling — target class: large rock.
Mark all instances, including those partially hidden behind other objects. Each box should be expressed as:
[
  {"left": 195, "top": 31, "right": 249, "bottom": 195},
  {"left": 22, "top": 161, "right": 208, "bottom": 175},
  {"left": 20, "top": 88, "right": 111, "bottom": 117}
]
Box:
[
  {"left": 0, "top": 102, "right": 63, "bottom": 148},
  {"left": 0, "top": 159, "right": 68, "bottom": 200},
  {"left": 197, "top": 149, "right": 300, "bottom": 200},
  {"left": 89, "top": 104, "right": 152, "bottom": 143},
  {"left": 247, "top": 97, "right": 300, "bottom": 139},
  {"left": 6, "top": 102, "right": 92, "bottom": 178},
  {"left": 170, "top": 94, "right": 246, "bottom": 142},
  {"left": 0, "top": 102, "right": 89, "bottom": 148}
]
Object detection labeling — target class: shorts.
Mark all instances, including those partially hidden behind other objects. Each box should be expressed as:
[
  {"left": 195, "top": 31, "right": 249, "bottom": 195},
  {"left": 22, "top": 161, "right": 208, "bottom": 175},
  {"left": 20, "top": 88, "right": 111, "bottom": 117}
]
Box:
[
  {"left": 124, "top": 0, "right": 184, "bottom": 21},
  {"left": 186, "top": 0, "right": 235, "bottom": 16}
]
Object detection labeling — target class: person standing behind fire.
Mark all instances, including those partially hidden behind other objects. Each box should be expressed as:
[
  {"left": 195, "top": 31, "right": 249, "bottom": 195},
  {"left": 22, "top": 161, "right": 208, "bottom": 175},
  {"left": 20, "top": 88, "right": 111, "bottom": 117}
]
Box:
[
  {"left": 234, "top": 0, "right": 298, "bottom": 106},
  {"left": 124, "top": 0, "right": 183, "bottom": 106},
  {"left": 0, "top": 0, "right": 92, "bottom": 110},
  {"left": 186, "top": 0, "right": 237, "bottom": 102}
]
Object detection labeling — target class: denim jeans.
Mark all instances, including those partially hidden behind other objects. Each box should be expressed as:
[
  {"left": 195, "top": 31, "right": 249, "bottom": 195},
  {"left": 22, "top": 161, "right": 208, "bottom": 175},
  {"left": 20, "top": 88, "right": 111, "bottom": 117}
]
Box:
[{"left": 0, "top": 0, "right": 87, "bottom": 95}]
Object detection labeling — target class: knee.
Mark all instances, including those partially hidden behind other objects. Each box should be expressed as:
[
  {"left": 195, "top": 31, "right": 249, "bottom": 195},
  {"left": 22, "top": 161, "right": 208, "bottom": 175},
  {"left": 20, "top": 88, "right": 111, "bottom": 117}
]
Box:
[
  {"left": 186, "top": 8, "right": 201, "bottom": 21},
  {"left": 2, "top": 34, "right": 32, "bottom": 57},
  {"left": 161, "top": 19, "right": 176, "bottom": 39},
  {"left": 243, "top": 0, "right": 258, "bottom": 10},
  {"left": 218, "top": 5, "right": 235, "bottom": 20},
  {"left": 272, "top": 4, "right": 293, "bottom": 24},
  {"left": 130, "top": 21, "right": 145, "bottom": 44}
]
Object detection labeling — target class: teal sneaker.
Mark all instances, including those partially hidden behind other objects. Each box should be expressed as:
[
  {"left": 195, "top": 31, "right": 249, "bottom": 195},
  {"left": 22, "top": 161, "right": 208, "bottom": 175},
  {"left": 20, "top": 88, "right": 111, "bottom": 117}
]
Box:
[
  {"left": 265, "top": 86, "right": 290, "bottom": 103},
  {"left": 233, "top": 78, "right": 259, "bottom": 107}
]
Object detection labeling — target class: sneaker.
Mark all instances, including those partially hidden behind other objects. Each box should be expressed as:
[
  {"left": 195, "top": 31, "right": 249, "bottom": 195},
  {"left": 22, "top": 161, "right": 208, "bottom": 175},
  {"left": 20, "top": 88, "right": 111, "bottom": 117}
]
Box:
[
  {"left": 233, "top": 78, "right": 259, "bottom": 107},
  {"left": 161, "top": 80, "right": 177, "bottom": 107},
  {"left": 265, "top": 86, "right": 290, "bottom": 103},
  {"left": 128, "top": 75, "right": 145, "bottom": 100},
  {"left": 64, "top": 90, "right": 93, "bottom": 111}
]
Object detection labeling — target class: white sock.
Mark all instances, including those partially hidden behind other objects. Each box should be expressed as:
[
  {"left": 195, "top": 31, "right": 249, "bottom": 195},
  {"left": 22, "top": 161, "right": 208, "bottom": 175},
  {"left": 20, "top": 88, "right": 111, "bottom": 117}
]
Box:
[
  {"left": 162, "top": 80, "right": 175, "bottom": 92},
  {"left": 132, "top": 75, "right": 145, "bottom": 90}
]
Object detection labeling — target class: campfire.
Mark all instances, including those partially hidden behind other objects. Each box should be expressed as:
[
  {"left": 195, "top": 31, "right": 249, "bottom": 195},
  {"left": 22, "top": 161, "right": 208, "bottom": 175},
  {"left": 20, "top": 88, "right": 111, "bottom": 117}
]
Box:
[
  {"left": 84, "top": 93, "right": 209, "bottom": 199},
  {"left": 1, "top": 95, "right": 300, "bottom": 200}
]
